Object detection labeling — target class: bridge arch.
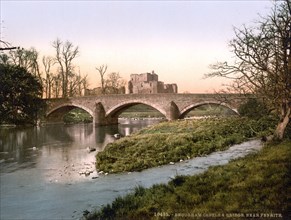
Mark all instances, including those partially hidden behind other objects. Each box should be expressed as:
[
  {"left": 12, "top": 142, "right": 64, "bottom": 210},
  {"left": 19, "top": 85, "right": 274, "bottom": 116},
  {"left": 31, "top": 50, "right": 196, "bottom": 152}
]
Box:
[
  {"left": 46, "top": 103, "right": 94, "bottom": 123},
  {"left": 105, "top": 101, "right": 167, "bottom": 119},
  {"left": 179, "top": 101, "right": 238, "bottom": 119}
]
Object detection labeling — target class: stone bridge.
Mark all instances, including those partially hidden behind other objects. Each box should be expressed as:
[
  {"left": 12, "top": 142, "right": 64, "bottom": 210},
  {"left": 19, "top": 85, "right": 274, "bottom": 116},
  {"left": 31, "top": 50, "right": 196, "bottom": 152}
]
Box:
[{"left": 44, "top": 93, "right": 245, "bottom": 125}]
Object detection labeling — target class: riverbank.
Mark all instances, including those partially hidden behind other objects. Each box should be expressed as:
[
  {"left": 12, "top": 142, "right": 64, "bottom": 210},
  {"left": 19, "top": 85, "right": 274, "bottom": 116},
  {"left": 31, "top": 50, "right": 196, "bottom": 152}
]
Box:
[
  {"left": 96, "top": 116, "right": 276, "bottom": 173},
  {"left": 88, "top": 140, "right": 291, "bottom": 219}
]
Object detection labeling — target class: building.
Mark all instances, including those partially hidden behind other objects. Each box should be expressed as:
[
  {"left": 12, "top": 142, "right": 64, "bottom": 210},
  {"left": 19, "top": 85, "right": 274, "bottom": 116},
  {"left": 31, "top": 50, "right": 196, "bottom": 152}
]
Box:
[{"left": 127, "top": 71, "right": 178, "bottom": 94}]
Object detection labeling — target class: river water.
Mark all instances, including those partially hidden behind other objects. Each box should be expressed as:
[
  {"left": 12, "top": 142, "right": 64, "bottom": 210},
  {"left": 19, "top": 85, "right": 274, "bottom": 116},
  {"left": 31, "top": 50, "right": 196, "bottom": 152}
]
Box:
[{"left": 0, "top": 119, "right": 263, "bottom": 220}]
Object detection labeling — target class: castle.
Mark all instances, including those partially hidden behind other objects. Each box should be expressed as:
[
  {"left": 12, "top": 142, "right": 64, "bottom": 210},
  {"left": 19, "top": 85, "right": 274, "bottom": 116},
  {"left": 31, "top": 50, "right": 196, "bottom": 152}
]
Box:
[{"left": 127, "top": 71, "right": 178, "bottom": 94}]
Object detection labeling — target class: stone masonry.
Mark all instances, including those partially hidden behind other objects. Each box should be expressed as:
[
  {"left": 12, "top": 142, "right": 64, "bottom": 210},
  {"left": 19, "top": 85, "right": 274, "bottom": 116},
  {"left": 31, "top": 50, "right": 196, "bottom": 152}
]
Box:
[
  {"left": 127, "top": 71, "right": 178, "bottom": 94},
  {"left": 44, "top": 93, "right": 245, "bottom": 125}
]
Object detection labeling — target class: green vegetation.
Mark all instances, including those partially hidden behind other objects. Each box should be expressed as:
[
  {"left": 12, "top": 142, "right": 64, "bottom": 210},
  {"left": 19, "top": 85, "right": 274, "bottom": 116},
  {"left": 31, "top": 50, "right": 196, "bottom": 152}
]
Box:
[
  {"left": 89, "top": 141, "right": 291, "bottom": 220},
  {"left": 0, "top": 63, "right": 44, "bottom": 125},
  {"left": 185, "top": 104, "right": 236, "bottom": 117},
  {"left": 63, "top": 108, "right": 93, "bottom": 124},
  {"left": 119, "top": 104, "right": 164, "bottom": 118},
  {"left": 238, "top": 98, "right": 269, "bottom": 119},
  {"left": 119, "top": 104, "right": 236, "bottom": 119},
  {"left": 96, "top": 117, "right": 277, "bottom": 173}
]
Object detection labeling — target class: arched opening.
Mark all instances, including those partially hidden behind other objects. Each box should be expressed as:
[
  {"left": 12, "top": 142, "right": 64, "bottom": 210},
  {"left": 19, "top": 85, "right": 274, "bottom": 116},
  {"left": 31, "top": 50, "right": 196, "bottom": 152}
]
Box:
[
  {"left": 180, "top": 103, "right": 238, "bottom": 119},
  {"left": 63, "top": 108, "right": 93, "bottom": 124},
  {"left": 118, "top": 103, "right": 164, "bottom": 119},
  {"left": 108, "top": 103, "right": 165, "bottom": 119},
  {"left": 46, "top": 105, "right": 93, "bottom": 124}
]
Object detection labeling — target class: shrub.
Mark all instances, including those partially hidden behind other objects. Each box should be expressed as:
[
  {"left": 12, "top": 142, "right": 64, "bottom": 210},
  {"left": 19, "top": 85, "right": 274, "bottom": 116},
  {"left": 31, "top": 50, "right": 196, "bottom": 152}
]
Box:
[{"left": 238, "top": 98, "right": 269, "bottom": 119}]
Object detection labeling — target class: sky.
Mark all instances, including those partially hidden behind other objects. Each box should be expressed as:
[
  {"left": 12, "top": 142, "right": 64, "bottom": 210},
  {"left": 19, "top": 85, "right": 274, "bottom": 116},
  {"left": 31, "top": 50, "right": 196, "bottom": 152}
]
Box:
[{"left": 1, "top": 0, "right": 274, "bottom": 93}]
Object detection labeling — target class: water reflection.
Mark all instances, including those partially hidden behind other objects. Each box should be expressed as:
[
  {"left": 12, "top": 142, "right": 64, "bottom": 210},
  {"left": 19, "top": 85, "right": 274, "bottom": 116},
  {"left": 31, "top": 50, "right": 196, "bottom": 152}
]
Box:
[{"left": 0, "top": 118, "right": 161, "bottom": 181}]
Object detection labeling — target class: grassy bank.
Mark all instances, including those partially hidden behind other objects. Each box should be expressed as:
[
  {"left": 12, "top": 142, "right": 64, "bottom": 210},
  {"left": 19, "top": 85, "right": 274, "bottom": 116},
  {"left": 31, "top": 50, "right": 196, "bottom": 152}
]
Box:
[
  {"left": 89, "top": 140, "right": 291, "bottom": 220},
  {"left": 96, "top": 117, "right": 276, "bottom": 173}
]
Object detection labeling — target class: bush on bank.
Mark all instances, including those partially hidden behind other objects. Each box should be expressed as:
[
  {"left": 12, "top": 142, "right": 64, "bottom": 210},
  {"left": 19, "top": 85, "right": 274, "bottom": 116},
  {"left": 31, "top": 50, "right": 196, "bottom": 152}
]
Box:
[
  {"left": 89, "top": 141, "right": 291, "bottom": 220},
  {"left": 96, "top": 116, "right": 277, "bottom": 173},
  {"left": 63, "top": 109, "right": 93, "bottom": 124}
]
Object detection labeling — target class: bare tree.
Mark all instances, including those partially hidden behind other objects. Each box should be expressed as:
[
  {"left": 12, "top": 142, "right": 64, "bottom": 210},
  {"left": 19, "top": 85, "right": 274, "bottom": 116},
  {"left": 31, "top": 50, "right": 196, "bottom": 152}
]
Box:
[
  {"left": 206, "top": 1, "right": 291, "bottom": 140},
  {"left": 9, "top": 48, "right": 41, "bottom": 78},
  {"left": 52, "top": 74, "right": 62, "bottom": 98},
  {"left": 96, "top": 64, "right": 107, "bottom": 94},
  {"left": 82, "top": 75, "right": 90, "bottom": 96},
  {"left": 52, "top": 39, "right": 79, "bottom": 98},
  {"left": 68, "top": 73, "right": 87, "bottom": 97},
  {"left": 104, "top": 72, "right": 126, "bottom": 94},
  {"left": 42, "top": 56, "right": 55, "bottom": 98}
]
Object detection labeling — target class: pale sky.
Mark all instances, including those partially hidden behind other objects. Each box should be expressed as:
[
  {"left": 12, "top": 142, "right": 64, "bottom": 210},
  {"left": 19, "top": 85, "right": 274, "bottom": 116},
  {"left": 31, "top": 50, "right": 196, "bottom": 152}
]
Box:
[{"left": 1, "top": 0, "right": 273, "bottom": 93}]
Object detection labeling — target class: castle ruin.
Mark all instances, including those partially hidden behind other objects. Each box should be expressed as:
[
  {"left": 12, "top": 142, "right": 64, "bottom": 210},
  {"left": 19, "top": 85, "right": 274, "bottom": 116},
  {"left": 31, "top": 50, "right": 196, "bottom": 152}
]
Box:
[{"left": 127, "top": 71, "right": 178, "bottom": 94}]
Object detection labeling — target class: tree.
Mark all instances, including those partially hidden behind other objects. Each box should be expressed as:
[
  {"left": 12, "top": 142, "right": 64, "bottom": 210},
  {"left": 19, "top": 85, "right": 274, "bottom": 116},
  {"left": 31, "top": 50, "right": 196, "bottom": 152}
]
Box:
[
  {"left": 0, "top": 64, "right": 44, "bottom": 125},
  {"left": 68, "top": 72, "right": 88, "bottom": 97},
  {"left": 96, "top": 64, "right": 107, "bottom": 94},
  {"left": 52, "top": 39, "right": 79, "bottom": 98},
  {"left": 9, "top": 47, "right": 42, "bottom": 84},
  {"left": 206, "top": 1, "right": 291, "bottom": 140},
  {"left": 52, "top": 74, "right": 62, "bottom": 98},
  {"left": 2, "top": 47, "right": 44, "bottom": 97},
  {"left": 104, "top": 72, "right": 126, "bottom": 94},
  {"left": 0, "top": 40, "right": 20, "bottom": 51},
  {"left": 42, "top": 56, "right": 55, "bottom": 98},
  {"left": 0, "top": 53, "right": 10, "bottom": 64}
]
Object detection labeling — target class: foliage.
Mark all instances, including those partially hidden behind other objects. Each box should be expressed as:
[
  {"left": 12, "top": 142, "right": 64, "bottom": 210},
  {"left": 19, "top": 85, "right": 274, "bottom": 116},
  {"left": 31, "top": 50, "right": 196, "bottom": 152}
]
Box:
[
  {"left": 7, "top": 47, "right": 42, "bottom": 80},
  {"left": 119, "top": 104, "right": 164, "bottom": 118},
  {"left": 238, "top": 98, "right": 269, "bottom": 119},
  {"left": 89, "top": 141, "right": 291, "bottom": 220},
  {"left": 186, "top": 104, "right": 236, "bottom": 117},
  {"left": 0, "top": 64, "right": 44, "bottom": 125},
  {"left": 63, "top": 108, "right": 93, "bottom": 124},
  {"left": 96, "top": 117, "right": 277, "bottom": 173},
  {"left": 206, "top": 1, "right": 291, "bottom": 139}
]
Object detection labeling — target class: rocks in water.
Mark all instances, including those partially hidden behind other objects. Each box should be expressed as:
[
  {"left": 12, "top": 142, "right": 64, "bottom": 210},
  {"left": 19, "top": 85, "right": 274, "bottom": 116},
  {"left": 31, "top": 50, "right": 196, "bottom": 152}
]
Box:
[
  {"left": 83, "top": 210, "right": 90, "bottom": 216},
  {"left": 78, "top": 170, "right": 94, "bottom": 176},
  {"left": 96, "top": 170, "right": 108, "bottom": 176},
  {"left": 114, "top": 133, "right": 121, "bottom": 139},
  {"left": 86, "top": 146, "right": 96, "bottom": 153}
]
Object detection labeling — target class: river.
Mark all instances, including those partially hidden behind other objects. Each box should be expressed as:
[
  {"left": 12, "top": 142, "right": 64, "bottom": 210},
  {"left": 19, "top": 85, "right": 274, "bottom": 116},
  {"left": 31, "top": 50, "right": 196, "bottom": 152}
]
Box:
[{"left": 0, "top": 119, "right": 263, "bottom": 220}]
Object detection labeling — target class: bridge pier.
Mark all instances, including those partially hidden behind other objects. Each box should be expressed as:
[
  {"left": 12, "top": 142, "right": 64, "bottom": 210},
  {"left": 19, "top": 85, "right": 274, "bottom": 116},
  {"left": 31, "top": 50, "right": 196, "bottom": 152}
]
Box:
[
  {"left": 94, "top": 102, "right": 118, "bottom": 126},
  {"left": 166, "top": 101, "right": 180, "bottom": 120}
]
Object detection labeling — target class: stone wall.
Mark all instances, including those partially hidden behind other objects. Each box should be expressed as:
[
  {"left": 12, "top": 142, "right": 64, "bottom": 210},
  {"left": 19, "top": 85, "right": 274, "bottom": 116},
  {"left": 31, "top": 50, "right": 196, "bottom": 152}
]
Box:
[
  {"left": 45, "top": 93, "right": 243, "bottom": 125},
  {"left": 127, "top": 71, "right": 178, "bottom": 94}
]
